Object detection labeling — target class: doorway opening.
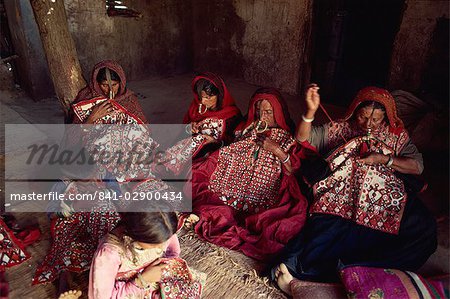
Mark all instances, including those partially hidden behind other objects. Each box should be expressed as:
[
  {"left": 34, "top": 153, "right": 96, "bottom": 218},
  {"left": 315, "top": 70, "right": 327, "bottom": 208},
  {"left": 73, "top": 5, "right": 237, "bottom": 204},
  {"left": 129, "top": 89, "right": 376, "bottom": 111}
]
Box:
[{"left": 310, "top": 0, "right": 405, "bottom": 106}]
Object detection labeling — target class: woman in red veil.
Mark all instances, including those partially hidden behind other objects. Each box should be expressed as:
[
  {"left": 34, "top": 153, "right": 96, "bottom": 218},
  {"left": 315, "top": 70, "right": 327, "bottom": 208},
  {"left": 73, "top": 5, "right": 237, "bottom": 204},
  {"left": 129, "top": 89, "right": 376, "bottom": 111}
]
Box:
[
  {"left": 189, "top": 88, "right": 311, "bottom": 261},
  {"left": 270, "top": 86, "right": 436, "bottom": 288},
  {"left": 163, "top": 72, "right": 242, "bottom": 175}
]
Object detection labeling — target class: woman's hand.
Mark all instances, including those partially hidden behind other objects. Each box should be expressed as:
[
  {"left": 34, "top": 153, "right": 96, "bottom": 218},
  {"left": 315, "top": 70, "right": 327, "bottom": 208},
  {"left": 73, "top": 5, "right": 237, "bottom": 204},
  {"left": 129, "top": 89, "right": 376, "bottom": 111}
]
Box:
[
  {"left": 295, "top": 84, "right": 320, "bottom": 142},
  {"left": 256, "top": 134, "right": 293, "bottom": 174},
  {"left": 59, "top": 201, "right": 75, "bottom": 218},
  {"left": 357, "top": 153, "right": 388, "bottom": 165},
  {"left": 141, "top": 259, "right": 164, "bottom": 283},
  {"left": 201, "top": 134, "right": 216, "bottom": 144},
  {"left": 256, "top": 134, "right": 281, "bottom": 154},
  {"left": 190, "top": 122, "right": 199, "bottom": 134},
  {"left": 358, "top": 153, "right": 422, "bottom": 175},
  {"left": 305, "top": 84, "right": 320, "bottom": 117},
  {"left": 85, "top": 100, "right": 114, "bottom": 124}
]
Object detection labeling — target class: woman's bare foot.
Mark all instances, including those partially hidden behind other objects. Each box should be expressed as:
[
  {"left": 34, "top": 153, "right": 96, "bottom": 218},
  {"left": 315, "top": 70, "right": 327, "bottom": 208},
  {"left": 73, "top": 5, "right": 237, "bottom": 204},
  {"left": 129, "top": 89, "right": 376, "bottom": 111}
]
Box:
[
  {"left": 274, "top": 263, "right": 293, "bottom": 296},
  {"left": 58, "top": 290, "right": 82, "bottom": 299}
]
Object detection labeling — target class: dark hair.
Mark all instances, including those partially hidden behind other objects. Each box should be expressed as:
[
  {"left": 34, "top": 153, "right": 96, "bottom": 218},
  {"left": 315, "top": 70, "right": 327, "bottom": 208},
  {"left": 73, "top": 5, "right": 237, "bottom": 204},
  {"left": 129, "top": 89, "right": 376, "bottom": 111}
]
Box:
[
  {"left": 195, "top": 79, "right": 222, "bottom": 110},
  {"left": 96, "top": 67, "right": 121, "bottom": 83},
  {"left": 195, "top": 79, "right": 219, "bottom": 97},
  {"left": 356, "top": 100, "right": 386, "bottom": 112},
  {"left": 121, "top": 211, "right": 178, "bottom": 244}
]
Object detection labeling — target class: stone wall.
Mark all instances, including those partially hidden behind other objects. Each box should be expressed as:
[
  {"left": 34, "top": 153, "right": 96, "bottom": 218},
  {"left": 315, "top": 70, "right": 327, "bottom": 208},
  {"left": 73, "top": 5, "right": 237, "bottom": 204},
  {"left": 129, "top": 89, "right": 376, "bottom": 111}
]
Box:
[
  {"left": 65, "top": 0, "right": 193, "bottom": 81},
  {"left": 389, "top": 0, "right": 449, "bottom": 93},
  {"left": 6, "top": 0, "right": 448, "bottom": 99},
  {"left": 192, "top": 0, "right": 312, "bottom": 95}
]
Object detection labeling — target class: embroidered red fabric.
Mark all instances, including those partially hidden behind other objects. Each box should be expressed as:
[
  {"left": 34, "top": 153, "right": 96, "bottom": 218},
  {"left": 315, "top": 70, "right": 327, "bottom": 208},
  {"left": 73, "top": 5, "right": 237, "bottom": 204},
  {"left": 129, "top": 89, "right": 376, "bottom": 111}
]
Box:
[
  {"left": 190, "top": 89, "right": 310, "bottom": 261},
  {"left": 72, "top": 60, "right": 147, "bottom": 124}
]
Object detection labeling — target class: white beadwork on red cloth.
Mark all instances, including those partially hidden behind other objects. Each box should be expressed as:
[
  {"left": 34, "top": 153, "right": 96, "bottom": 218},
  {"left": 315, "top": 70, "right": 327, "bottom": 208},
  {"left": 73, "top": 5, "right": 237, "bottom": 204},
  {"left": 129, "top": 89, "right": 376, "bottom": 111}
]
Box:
[
  {"left": 194, "top": 118, "right": 224, "bottom": 140},
  {"left": 72, "top": 96, "right": 142, "bottom": 125},
  {"left": 311, "top": 134, "right": 408, "bottom": 234},
  {"left": 326, "top": 121, "right": 409, "bottom": 156},
  {"left": 163, "top": 118, "right": 224, "bottom": 175},
  {"left": 33, "top": 202, "right": 120, "bottom": 284},
  {"left": 85, "top": 124, "right": 158, "bottom": 182},
  {"left": 209, "top": 128, "right": 295, "bottom": 213},
  {"left": 0, "top": 220, "right": 30, "bottom": 270}
]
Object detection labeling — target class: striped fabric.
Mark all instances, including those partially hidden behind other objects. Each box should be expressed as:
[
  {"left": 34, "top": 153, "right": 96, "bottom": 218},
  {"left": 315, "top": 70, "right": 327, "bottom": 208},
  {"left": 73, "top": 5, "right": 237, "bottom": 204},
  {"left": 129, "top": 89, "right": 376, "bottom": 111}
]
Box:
[{"left": 340, "top": 266, "right": 448, "bottom": 299}]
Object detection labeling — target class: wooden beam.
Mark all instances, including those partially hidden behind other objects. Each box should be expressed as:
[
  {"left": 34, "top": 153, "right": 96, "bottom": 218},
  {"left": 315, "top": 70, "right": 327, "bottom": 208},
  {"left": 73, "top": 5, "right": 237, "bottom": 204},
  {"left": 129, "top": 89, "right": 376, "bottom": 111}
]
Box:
[{"left": 30, "top": 0, "right": 86, "bottom": 116}]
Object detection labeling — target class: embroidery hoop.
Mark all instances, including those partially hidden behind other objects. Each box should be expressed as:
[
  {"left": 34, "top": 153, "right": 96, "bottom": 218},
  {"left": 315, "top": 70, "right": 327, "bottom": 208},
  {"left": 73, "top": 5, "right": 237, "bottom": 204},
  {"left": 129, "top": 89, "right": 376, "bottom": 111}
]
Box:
[{"left": 198, "top": 104, "right": 207, "bottom": 115}]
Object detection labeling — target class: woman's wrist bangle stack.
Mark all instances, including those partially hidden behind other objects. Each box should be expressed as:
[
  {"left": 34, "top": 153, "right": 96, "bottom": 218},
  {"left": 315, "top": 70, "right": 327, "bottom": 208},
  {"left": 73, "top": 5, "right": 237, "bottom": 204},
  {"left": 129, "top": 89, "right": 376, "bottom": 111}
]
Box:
[
  {"left": 385, "top": 155, "right": 394, "bottom": 167},
  {"left": 302, "top": 114, "right": 314, "bottom": 123},
  {"left": 281, "top": 153, "right": 290, "bottom": 164}
]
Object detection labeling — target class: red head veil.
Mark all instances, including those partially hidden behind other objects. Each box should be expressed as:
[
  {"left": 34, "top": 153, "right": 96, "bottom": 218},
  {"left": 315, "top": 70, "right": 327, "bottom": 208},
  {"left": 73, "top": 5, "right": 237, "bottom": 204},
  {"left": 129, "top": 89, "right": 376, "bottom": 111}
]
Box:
[
  {"left": 241, "top": 88, "right": 296, "bottom": 134},
  {"left": 183, "top": 72, "right": 241, "bottom": 123},
  {"left": 73, "top": 60, "right": 133, "bottom": 104},
  {"left": 71, "top": 60, "right": 147, "bottom": 123},
  {"left": 344, "top": 86, "right": 404, "bottom": 134}
]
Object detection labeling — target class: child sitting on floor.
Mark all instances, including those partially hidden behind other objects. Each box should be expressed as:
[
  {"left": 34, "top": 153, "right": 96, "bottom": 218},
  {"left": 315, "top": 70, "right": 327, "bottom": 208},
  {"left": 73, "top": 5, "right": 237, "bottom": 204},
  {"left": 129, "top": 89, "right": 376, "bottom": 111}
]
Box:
[{"left": 89, "top": 209, "right": 205, "bottom": 299}]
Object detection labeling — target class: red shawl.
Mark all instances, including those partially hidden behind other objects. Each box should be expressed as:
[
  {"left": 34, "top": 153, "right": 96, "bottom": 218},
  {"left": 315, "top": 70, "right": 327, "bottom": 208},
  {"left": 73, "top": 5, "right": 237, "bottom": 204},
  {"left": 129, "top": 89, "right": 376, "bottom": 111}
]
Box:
[
  {"left": 71, "top": 60, "right": 147, "bottom": 124},
  {"left": 183, "top": 72, "right": 241, "bottom": 124}
]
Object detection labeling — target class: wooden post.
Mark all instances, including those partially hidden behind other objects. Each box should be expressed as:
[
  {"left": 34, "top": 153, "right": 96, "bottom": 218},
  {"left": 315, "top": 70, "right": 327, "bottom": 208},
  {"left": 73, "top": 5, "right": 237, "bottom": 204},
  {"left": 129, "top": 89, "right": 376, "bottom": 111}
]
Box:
[{"left": 30, "top": 0, "right": 86, "bottom": 116}]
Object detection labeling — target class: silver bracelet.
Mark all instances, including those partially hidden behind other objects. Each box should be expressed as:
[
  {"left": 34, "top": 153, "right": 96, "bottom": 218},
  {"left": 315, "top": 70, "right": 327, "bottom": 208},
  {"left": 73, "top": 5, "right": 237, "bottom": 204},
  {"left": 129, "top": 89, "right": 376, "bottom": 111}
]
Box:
[
  {"left": 281, "top": 153, "right": 290, "bottom": 164},
  {"left": 302, "top": 114, "right": 314, "bottom": 123},
  {"left": 385, "top": 155, "right": 394, "bottom": 167}
]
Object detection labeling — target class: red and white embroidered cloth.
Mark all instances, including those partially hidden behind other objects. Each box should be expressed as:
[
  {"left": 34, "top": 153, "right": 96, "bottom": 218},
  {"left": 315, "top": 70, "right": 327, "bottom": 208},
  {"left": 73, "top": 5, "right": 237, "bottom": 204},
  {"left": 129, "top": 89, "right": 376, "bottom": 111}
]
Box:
[
  {"left": 311, "top": 132, "right": 408, "bottom": 234},
  {"left": 209, "top": 127, "right": 296, "bottom": 213}
]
